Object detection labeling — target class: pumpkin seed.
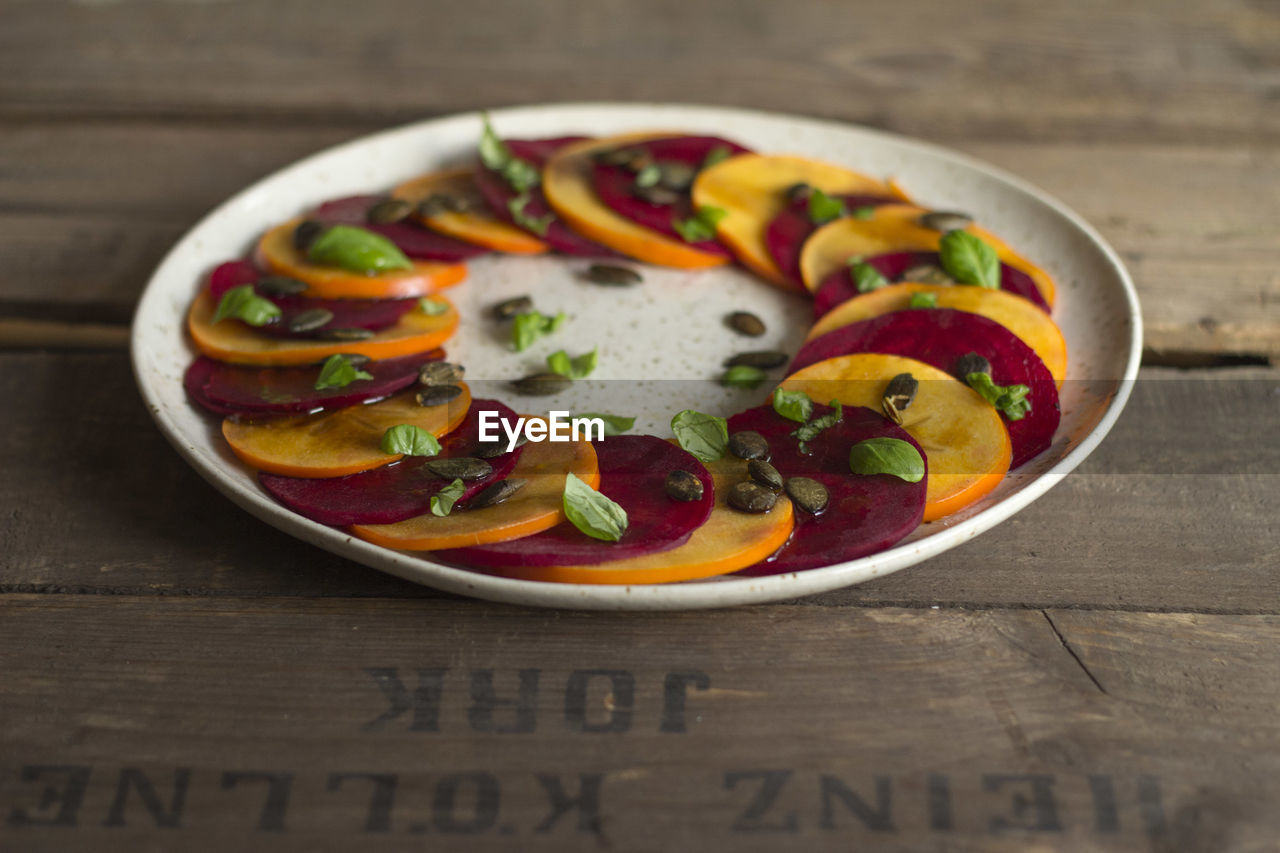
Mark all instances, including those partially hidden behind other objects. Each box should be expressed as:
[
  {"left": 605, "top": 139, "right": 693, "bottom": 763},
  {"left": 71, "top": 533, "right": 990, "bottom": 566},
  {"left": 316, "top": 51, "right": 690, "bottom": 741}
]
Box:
[
  {"left": 881, "top": 372, "right": 919, "bottom": 425},
  {"left": 727, "top": 311, "right": 767, "bottom": 337},
  {"left": 287, "top": 308, "right": 334, "bottom": 334},
  {"left": 954, "top": 352, "right": 992, "bottom": 379},
  {"left": 785, "top": 182, "right": 813, "bottom": 202},
  {"left": 314, "top": 327, "right": 374, "bottom": 341},
  {"left": 474, "top": 434, "right": 526, "bottom": 458},
  {"left": 336, "top": 352, "right": 371, "bottom": 366},
  {"left": 727, "top": 430, "right": 770, "bottom": 461},
  {"left": 595, "top": 147, "right": 644, "bottom": 168},
  {"left": 491, "top": 295, "right": 533, "bottom": 321},
  {"left": 657, "top": 162, "right": 696, "bottom": 192},
  {"left": 664, "top": 469, "right": 704, "bottom": 502},
  {"left": 724, "top": 350, "right": 789, "bottom": 370},
  {"left": 631, "top": 183, "right": 681, "bottom": 206},
  {"left": 468, "top": 478, "right": 526, "bottom": 509},
  {"left": 747, "top": 459, "right": 784, "bottom": 491},
  {"left": 256, "top": 275, "right": 308, "bottom": 297},
  {"left": 293, "top": 219, "right": 325, "bottom": 252},
  {"left": 416, "top": 384, "right": 463, "bottom": 407},
  {"left": 899, "top": 263, "right": 955, "bottom": 285},
  {"left": 785, "top": 477, "right": 829, "bottom": 514},
  {"left": 425, "top": 457, "right": 492, "bottom": 482},
  {"left": 419, "top": 361, "right": 465, "bottom": 386},
  {"left": 447, "top": 194, "right": 474, "bottom": 213},
  {"left": 417, "top": 194, "right": 453, "bottom": 218},
  {"left": 920, "top": 210, "right": 973, "bottom": 233},
  {"left": 585, "top": 264, "right": 643, "bottom": 286},
  {"left": 512, "top": 373, "right": 572, "bottom": 396},
  {"left": 366, "top": 198, "right": 414, "bottom": 224},
  {"left": 728, "top": 481, "right": 777, "bottom": 514}
]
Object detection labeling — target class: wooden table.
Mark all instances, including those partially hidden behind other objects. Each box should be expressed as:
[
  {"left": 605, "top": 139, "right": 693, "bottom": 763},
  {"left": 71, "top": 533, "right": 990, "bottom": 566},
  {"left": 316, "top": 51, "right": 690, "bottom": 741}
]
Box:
[{"left": 2, "top": 1, "right": 1277, "bottom": 849}]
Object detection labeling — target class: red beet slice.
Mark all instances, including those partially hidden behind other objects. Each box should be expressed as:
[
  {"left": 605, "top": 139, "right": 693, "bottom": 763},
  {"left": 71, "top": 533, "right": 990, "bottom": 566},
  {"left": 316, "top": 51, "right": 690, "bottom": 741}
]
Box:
[
  {"left": 473, "top": 136, "right": 620, "bottom": 257},
  {"left": 258, "top": 399, "right": 524, "bottom": 526},
  {"left": 727, "top": 404, "right": 926, "bottom": 574},
  {"left": 436, "top": 435, "right": 714, "bottom": 569},
  {"left": 185, "top": 350, "right": 445, "bottom": 417},
  {"left": 764, "top": 195, "right": 901, "bottom": 288},
  {"left": 310, "top": 195, "right": 488, "bottom": 262},
  {"left": 813, "top": 250, "right": 1049, "bottom": 319},
  {"left": 789, "top": 308, "right": 1060, "bottom": 469},
  {"left": 591, "top": 135, "right": 751, "bottom": 255}
]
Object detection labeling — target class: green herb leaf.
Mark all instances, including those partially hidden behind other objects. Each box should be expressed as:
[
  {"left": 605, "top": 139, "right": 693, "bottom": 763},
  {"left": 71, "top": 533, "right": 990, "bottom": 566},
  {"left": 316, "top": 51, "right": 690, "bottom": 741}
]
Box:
[
  {"left": 430, "top": 479, "right": 466, "bottom": 517},
  {"left": 380, "top": 424, "right": 442, "bottom": 457},
  {"left": 939, "top": 229, "right": 1000, "bottom": 289},
  {"left": 721, "top": 365, "right": 767, "bottom": 389},
  {"left": 851, "top": 205, "right": 876, "bottom": 220},
  {"left": 307, "top": 225, "right": 413, "bottom": 274},
  {"left": 575, "top": 413, "right": 635, "bottom": 437},
  {"left": 849, "top": 437, "right": 925, "bottom": 483},
  {"left": 772, "top": 387, "right": 814, "bottom": 423},
  {"left": 702, "top": 146, "right": 732, "bottom": 169},
  {"left": 807, "top": 188, "right": 847, "bottom": 225},
  {"left": 314, "top": 354, "right": 374, "bottom": 391},
  {"left": 634, "top": 163, "right": 662, "bottom": 187},
  {"left": 478, "top": 114, "right": 541, "bottom": 193},
  {"left": 212, "top": 285, "right": 282, "bottom": 327},
  {"left": 965, "top": 372, "right": 1032, "bottom": 421},
  {"left": 849, "top": 261, "right": 889, "bottom": 294},
  {"left": 418, "top": 297, "right": 449, "bottom": 316},
  {"left": 908, "top": 291, "right": 939, "bottom": 309},
  {"left": 546, "top": 347, "right": 598, "bottom": 379},
  {"left": 511, "top": 310, "right": 568, "bottom": 352},
  {"left": 508, "top": 193, "right": 555, "bottom": 237},
  {"left": 671, "top": 205, "right": 728, "bottom": 243},
  {"left": 563, "top": 472, "right": 628, "bottom": 542},
  {"left": 670, "top": 410, "right": 729, "bottom": 463},
  {"left": 791, "top": 400, "right": 843, "bottom": 454}
]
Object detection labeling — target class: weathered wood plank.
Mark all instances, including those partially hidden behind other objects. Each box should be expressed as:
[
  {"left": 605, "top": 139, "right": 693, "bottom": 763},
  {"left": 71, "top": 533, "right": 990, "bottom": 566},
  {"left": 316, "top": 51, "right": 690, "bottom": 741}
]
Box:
[
  {"left": 2, "top": 0, "right": 1276, "bottom": 145},
  {"left": 0, "top": 597, "right": 1276, "bottom": 851},
  {"left": 0, "top": 352, "right": 1275, "bottom": 611}
]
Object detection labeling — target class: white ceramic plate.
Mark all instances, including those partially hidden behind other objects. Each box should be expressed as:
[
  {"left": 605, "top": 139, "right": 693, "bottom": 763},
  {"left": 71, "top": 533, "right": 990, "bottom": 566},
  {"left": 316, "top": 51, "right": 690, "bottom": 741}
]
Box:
[{"left": 132, "top": 103, "right": 1141, "bottom": 610}]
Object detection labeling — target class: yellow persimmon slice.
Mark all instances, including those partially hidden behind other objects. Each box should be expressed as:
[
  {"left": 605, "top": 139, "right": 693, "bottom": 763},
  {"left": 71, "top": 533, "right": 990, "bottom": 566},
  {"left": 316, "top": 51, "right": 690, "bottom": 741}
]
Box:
[{"left": 393, "top": 168, "right": 549, "bottom": 255}]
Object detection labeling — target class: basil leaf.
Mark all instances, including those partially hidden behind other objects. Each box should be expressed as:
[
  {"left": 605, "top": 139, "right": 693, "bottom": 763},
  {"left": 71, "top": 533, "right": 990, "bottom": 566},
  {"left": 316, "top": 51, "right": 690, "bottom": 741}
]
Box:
[
  {"left": 575, "top": 413, "right": 635, "bottom": 437},
  {"left": 702, "top": 146, "right": 732, "bottom": 169},
  {"left": 478, "top": 114, "right": 541, "bottom": 193},
  {"left": 430, "top": 479, "right": 466, "bottom": 517},
  {"left": 563, "top": 472, "right": 628, "bottom": 542},
  {"left": 721, "top": 365, "right": 766, "bottom": 389},
  {"left": 772, "top": 387, "right": 813, "bottom": 423},
  {"left": 807, "top": 188, "right": 847, "bottom": 225},
  {"left": 508, "top": 193, "right": 555, "bottom": 237},
  {"left": 634, "top": 163, "right": 662, "bottom": 187},
  {"left": 546, "top": 347, "right": 598, "bottom": 379},
  {"left": 670, "top": 409, "right": 728, "bottom": 463},
  {"left": 671, "top": 205, "right": 728, "bottom": 243},
  {"left": 418, "top": 297, "right": 449, "bottom": 316},
  {"left": 966, "top": 372, "right": 1032, "bottom": 421},
  {"left": 512, "top": 310, "right": 568, "bottom": 352},
  {"left": 791, "top": 400, "right": 843, "bottom": 454},
  {"left": 849, "top": 437, "right": 925, "bottom": 483},
  {"left": 307, "top": 225, "right": 413, "bottom": 274},
  {"left": 849, "top": 261, "right": 889, "bottom": 293},
  {"left": 851, "top": 205, "right": 876, "bottom": 220},
  {"left": 379, "top": 424, "right": 442, "bottom": 457},
  {"left": 939, "top": 230, "right": 1000, "bottom": 289},
  {"left": 908, "top": 291, "right": 938, "bottom": 309},
  {"left": 314, "top": 354, "right": 374, "bottom": 391},
  {"left": 212, "top": 284, "right": 282, "bottom": 327}
]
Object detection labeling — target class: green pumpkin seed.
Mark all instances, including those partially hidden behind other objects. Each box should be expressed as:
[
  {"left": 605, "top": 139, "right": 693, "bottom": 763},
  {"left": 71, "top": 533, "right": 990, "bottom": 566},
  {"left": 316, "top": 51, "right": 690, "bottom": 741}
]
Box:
[
  {"left": 747, "top": 459, "right": 784, "bottom": 491},
  {"left": 424, "top": 457, "right": 492, "bottom": 482},
  {"left": 631, "top": 183, "right": 681, "bottom": 206},
  {"left": 335, "top": 352, "right": 371, "bottom": 366},
  {"left": 585, "top": 264, "right": 643, "bottom": 286},
  {"left": 491, "top": 295, "right": 533, "bottom": 321},
  {"left": 287, "top": 308, "right": 334, "bottom": 334},
  {"left": 595, "top": 147, "right": 645, "bottom": 168},
  {"left": 784, "top": 477, "right": 829, "bottom": 514},
  {"left": 785, "top": 182, "right": 813, "bottom": 202},
  {"left": 366, "top": 198, "right": 415, "bottom": 224},
  {"left": 881, "top": 372, "right": 919, "bottom": 425},
  {"left": 664, "top": 469, "right": 704, "bottom": 502},
  {"left": 728, "top": 481, "right": 777, "bottom": 514},
  {"left": 293, "top": 219, "right": 325, "bottom": 252},
  {"left": 417, "top": 194, "right": 453, "bottom": 218},
  {"left": 474, "top": 434, "right": 526, "bottom": 458},
  {"left": 657, "top": 162, "right": 696, "bottom": 192},
  {"left": 416, "top": 384, "right": 463, "bottom": 407},
  {"left": 724, "top": 350, "right": 789, "bottom": 370},
  {"left": 727, "top": 311, "right": 767, "bottom": 337},
  {"left": 900, "top": 263, "right": 955, "bottom": 285},
  {"left": 468, "top": 478, "right": 526, "bottom": 509},
  {"left": 920, "top": 211, "right": 973, "bottom": 233},
  {"left": 727, "top": 430, "right": 770, "bottom": 461},
  {"left": 419, "top": 361, "right": 465, "bottom": 386},
  {"left": 512, "top": 373, "right": 572, "bottom": 396},
  {"left": 314, "top": 327, "right": 374, "bottom": 341},
  {"left": 256, "top": 275, "right": 309, "bottom": 297},
  {"left": 954, "top": 352, "right": 992, "bottom": 379}
]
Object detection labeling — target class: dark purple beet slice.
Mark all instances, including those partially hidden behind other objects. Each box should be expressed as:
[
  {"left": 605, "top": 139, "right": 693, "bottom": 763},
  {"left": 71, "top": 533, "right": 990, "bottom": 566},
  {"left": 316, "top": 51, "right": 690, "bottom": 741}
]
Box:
[
  {"left": 436, "top": 435, "right": 714, "bottom": 570},
  {"left": 473, "top": 137, "right": 620, "bottom": 258},
  {"left": 812, "top": 250, "right": 1050, "bottom": 319},
  {"left": 207, "top": 259, "right": 261, "bottom": 299},
  {"left": 591, "top": 135, "right": 751, "bottom": 254},
  {"left": 789, "top": 309, "right": 1060, "bottom": 469},
  {"left": 310, "top": 195, "right": 488, "bottom": 262},
  {"left": 727, "top": 404, "right": 926, "bottom": 575},
  {"left": 764, "top": 195, "right": 901, "bottom": 288},
  {"left": 183, "top": 356, "right": 238, "bottom": 416},
  {"left": 258, "top": 400, "right": 524, "bottom": 526}
]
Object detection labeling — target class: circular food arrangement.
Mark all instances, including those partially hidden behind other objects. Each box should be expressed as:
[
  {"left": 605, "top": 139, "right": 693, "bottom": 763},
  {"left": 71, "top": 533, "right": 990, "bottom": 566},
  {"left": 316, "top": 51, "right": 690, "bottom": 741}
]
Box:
[{"left": 135, "top": 104, "right": 1140, "bottom": 609}]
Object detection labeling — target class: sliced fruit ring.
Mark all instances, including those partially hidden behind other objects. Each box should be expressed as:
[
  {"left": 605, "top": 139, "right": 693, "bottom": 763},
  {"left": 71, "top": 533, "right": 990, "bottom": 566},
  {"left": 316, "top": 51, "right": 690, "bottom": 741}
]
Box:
[
  {"left": 255, "top": 219, "right": 467, "bottom": 299},
  {"left": 187, "top": 289, "right": 458, "bottom": 366},
  {"left": 690, "top": 153, "right": 895, "bottom": 289},
  {"left": 309, "top": 195, "right": 489, "bottom": 262},
  {"left": 764, "top": 191, "right": 905, "bottom": 288},
  {"left": 393, "top": 168, "right": 550, "bottom": 255},
  {"left": 222, "top": 383, "right": 471, "bottom": 479},
  {"left": 805, "top": 283, "right": 1067, "bottom": 387},
  {"left": 543, "top": 133, "right": 733, "bottom": 269},
  {"left": 781, "top": 354, "right": 1011, "bottom": 522},
  {"left": 496, "top": 453, "right": 795, "bottom": 585},
  {"left": 799, "top": 204, "right": 1056, "bottom": 307},
  {"left": 352, "top": 422, "right": 600, "bottom": 551}
]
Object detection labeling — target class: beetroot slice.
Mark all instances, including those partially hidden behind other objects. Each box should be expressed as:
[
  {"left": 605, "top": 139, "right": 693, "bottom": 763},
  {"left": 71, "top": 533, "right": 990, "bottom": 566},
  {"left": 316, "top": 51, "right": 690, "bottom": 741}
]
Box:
[
  {"left": 789, "top": 309, "right": 1060, "bottom": 469},
  {"left": 813, "top": 251, "right": 1049, "bottom": 319},
  {"left": 436, "top": 435, "right": 714, "bottom": 569},
  {"left": 764, "top": 195, "right": 902, "bottom": 288},
  {"left": 183, "top": 357, "right": 238, "bottom": 416},
  {"left": 473, "top": 137, "right": 620, "bottom": 257},
  {"left": 591, "top": 135, "right": 751, "bottom": 254},
  {"left": 258, "top": 400, "right": 524, "bottom": 526},
  {"left": 310, "top": 195, "right": 488, "bottom": 262},
  {"left": 727, "top": 404, "right": 926, "bottom": 574}
]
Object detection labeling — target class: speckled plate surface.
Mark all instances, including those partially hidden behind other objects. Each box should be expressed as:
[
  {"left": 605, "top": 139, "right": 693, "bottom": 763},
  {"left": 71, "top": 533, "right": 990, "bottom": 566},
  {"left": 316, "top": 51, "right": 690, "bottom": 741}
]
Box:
[{"left": 132, "top": 103, "right": 1141, "bottom": 610}]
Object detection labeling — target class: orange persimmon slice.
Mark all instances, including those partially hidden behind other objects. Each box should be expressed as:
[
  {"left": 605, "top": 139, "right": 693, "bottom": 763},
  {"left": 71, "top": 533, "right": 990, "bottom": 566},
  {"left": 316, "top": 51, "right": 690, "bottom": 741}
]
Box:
[
  {"left": 542, "top": 133, "right": 731, "bottom": 269},
  {"left": 393, "top": 168, "right": 549, "bottom": 255},
  {"left": 187, "top": 290, "right": 459, "bottom": 367},
  {"left": 806, "top": 283, "right": 1067, "bottom": 387},
  {"left": 782, "top": 354, "right": 1011, "bottom": 522},
  {"left": 352, "top": 425, "right": 600, "bottom": 550},
  {"left": 222, "top": 384, "right": 471, "bottom": 479},
  {"left": 690, "top": 154, "right": 895, "bottom": 290},
  {"left": 799, "top": 204, "right": 1056, "bottom": 307},
  {"left": 255, "top": 219, "right": 467, "bottom": 299}
]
